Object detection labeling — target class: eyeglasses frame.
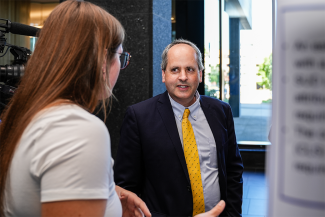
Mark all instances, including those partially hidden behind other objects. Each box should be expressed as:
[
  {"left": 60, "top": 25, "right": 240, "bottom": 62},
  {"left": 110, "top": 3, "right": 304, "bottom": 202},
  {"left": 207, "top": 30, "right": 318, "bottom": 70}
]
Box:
[{"left": 112, "top": 51, "right": 131, "bottom": 70}]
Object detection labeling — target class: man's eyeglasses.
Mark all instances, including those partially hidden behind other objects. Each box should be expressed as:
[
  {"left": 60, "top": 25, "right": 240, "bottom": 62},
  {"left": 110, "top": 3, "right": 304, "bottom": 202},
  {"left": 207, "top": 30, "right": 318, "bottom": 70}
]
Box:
[{"left": 117, "top": 52, "right": 131, "bottom": 70}]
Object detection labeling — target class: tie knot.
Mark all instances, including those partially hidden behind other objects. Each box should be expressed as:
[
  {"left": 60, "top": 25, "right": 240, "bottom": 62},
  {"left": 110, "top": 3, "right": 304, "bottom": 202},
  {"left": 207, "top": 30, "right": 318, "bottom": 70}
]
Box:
[{"left": 183, "top": 108, "right": 190, "bottom": 119}]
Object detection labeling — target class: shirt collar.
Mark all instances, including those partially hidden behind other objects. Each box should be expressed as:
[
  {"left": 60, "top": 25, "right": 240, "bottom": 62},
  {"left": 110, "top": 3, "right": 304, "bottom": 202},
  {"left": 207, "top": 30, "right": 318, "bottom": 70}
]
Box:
[{"left": 168, "top": 91, "right": 200, "bottom": 122}]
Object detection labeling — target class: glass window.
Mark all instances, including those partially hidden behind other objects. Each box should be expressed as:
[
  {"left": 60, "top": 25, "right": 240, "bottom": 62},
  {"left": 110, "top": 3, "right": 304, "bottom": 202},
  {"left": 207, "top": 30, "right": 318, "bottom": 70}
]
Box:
[
  {"left": 204, "top": 0, "right": 273, "bottom": 143},
  {"left": 204, "top": 0, "right": 220, "bottom": 99}
]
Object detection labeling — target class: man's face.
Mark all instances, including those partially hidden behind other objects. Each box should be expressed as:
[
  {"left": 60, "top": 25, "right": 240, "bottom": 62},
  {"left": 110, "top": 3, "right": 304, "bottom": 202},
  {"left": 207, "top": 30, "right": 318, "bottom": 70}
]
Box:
[{"left": 162, "top": 44, "right": 202, "bottom": 107}]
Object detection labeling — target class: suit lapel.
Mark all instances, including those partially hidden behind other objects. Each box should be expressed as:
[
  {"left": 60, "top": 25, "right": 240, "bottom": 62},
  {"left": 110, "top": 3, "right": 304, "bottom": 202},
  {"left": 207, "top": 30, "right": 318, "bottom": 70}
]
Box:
[{"left": 157, "top": 91, "right": 190, "bottom": 185}]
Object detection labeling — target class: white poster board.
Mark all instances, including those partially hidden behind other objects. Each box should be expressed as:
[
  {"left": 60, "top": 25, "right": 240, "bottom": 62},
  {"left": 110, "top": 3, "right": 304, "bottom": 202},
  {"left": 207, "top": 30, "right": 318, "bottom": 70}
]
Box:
[{"left": 268, "top": 0, "right": 325, "bottom": 216}]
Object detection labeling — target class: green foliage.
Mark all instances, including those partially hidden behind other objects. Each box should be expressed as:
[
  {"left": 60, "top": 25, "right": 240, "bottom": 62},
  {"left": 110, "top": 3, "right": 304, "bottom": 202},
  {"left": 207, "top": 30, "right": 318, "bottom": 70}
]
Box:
[
  {"left": 205, "top": 65, "right": 220, "bottom": 99},
  {"left": 257, "top": 54, "right": 272, "bottom": 90},
  {"left": 262, "top": 99, "right": 272, "bottom": 103},
  {"left": 204, "top": 84, "right": 210, "bottom": 96},
  {"left": 208, "top": 64, "right": 219, "bottom": 85}
]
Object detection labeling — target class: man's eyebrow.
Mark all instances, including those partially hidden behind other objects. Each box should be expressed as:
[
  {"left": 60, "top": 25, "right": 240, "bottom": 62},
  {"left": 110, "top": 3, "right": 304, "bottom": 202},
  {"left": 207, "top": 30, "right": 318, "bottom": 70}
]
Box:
[{"left": 168, "top": 65, "right": 197, "bottom": 69}]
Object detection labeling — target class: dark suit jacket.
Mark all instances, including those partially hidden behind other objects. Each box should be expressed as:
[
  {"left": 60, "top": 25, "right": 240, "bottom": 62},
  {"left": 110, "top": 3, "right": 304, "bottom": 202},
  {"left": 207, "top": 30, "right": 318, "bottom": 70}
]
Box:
[{"left": 114, "top": 91, "right": 243, "bottom": 217}]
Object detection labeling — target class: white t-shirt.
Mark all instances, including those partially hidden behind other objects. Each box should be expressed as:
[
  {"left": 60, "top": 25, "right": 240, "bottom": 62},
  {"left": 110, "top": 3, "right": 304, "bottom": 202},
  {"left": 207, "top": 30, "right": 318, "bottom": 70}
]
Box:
[{"left": 4, "top": 104, "right": 122, "bottom": 217}]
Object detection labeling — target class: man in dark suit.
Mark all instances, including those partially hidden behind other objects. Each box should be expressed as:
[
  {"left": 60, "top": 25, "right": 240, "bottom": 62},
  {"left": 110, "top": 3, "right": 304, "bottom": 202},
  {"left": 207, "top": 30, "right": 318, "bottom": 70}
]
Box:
[{"left": 114, "top": 39, "right": 243, "bottom": 217}]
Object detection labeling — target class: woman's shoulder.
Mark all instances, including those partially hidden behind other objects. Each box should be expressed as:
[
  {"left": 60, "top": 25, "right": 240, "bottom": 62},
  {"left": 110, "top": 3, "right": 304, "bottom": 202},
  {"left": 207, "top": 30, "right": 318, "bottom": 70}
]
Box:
[
  {"left": 23, "top": 103, "right": 109, "bottom": 148},
  {"left": 33, "top": 104, "right": 105, "bottom": 130}
]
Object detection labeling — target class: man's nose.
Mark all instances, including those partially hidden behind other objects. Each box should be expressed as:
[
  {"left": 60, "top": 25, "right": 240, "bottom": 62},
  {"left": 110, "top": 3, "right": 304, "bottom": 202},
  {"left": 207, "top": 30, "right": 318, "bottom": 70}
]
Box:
[{"left": 178, "top": 69, "right": 188, "bottom": 81}]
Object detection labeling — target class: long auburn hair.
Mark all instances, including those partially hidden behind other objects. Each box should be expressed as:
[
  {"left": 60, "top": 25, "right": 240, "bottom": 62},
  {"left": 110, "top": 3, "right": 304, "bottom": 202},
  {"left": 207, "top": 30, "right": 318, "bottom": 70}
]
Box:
[{"left": 0, "top": 0, "right": 125, "bottom": 214}]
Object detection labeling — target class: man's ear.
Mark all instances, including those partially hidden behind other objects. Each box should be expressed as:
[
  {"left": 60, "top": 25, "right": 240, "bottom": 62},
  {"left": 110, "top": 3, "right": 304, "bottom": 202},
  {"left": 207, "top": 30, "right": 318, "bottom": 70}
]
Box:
[
  {"left": 162, "top": 69, "right": 166, "bottom": 83},
  {"left": 199, "top": 70, "right": 203, "bottom": 83}
]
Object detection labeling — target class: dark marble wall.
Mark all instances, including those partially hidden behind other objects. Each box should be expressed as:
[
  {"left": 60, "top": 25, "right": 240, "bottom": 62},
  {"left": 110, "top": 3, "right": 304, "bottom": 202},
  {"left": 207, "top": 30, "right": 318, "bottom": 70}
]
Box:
[{"left": 88, "top": 0, "right": 171, "bottom": 158}]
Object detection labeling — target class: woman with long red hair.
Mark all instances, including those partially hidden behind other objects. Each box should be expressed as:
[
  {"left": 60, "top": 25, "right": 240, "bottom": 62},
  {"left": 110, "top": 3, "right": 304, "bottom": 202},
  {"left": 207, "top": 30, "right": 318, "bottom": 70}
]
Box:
[
  {"left": 0, "top": 1, "right": 149, "bottom": 216},
  {"left": 0, "top": 0, "right": 227, "bottom": 216}
]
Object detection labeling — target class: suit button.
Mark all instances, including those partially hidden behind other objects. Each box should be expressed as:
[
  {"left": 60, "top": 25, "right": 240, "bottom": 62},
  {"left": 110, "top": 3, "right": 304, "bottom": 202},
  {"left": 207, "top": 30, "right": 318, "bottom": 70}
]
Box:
[{"left": 187, "top": 186, "right": 191, "bottom": 192}]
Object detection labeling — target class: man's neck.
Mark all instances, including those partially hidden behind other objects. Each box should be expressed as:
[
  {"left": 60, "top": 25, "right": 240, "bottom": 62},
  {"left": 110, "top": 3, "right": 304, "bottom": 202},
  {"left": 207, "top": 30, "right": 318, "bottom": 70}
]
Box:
[{"left": 168, "top": 92, "right": 198, "bottom": 108}]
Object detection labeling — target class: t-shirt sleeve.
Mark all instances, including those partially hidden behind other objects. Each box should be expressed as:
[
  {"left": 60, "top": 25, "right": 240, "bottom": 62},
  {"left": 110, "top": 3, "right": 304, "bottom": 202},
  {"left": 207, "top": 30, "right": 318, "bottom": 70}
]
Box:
[{"left": 29, "top": 112, "right": 112, "bottom": 203}]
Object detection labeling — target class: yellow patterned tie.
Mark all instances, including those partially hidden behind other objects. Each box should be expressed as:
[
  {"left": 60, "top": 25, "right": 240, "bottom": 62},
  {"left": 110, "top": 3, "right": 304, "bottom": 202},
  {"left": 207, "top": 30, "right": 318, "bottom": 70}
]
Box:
[{"left": 182, "top": 108, "right": 205, "bottom": 216}]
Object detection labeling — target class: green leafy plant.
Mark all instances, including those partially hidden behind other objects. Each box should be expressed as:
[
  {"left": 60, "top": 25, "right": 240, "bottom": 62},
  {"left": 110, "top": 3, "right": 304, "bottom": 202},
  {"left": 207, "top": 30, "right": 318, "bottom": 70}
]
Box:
[
  {"left": 257, "top": 54, "right": 272, "bottom": 90},
  {"left": 208, "top": 64, "right": 219, "bottom": 85}
]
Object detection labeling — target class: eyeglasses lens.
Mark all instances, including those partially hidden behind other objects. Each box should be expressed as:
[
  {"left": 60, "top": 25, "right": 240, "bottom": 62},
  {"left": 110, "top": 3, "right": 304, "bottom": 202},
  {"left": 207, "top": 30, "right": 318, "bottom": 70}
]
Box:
[{"left": 120, "top": 52, "right": 130, "bottom": 69}]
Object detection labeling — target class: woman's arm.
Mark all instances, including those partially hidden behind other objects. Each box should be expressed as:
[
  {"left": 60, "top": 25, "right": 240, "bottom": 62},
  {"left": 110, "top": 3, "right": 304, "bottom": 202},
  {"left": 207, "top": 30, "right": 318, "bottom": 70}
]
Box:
[{"left": 42, "top": 200, "right": 107, "bottom": 217}]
